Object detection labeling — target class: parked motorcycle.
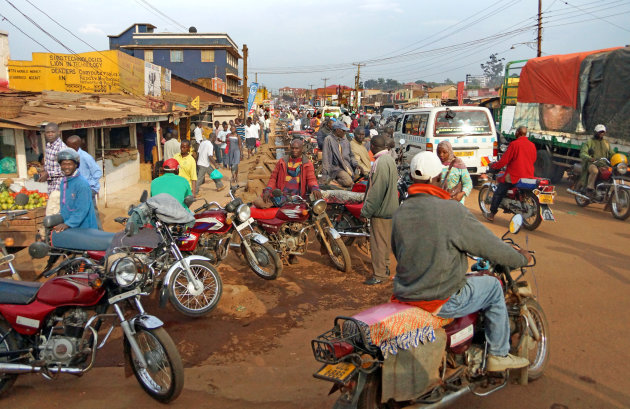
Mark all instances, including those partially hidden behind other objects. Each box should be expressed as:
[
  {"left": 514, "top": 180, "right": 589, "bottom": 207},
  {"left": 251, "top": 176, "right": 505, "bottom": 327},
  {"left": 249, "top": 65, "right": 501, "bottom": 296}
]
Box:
[
  {"left": 181, "top": 186, "right": 282, "bottom": 280},
  {"left": 566, "top": 157, "right": 630, "bottom": 220},
  {"left": 478, "top": 169, "right": 555, "bottom": 230},
  {"left": 250, "top": 192, "right": 352, "bottom": 272},
  {"left": 0, "top": 245, "right": 184, "bottom": 402},
  {"left": 311, "top": 215, "right": 549, "bottom": 409}
]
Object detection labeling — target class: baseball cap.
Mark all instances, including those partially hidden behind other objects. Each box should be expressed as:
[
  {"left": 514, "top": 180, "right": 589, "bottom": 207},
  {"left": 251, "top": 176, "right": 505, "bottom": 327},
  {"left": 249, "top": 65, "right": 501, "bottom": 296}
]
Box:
[
  {"left": 332, "top": 122, "right": 349, "bottom": 131},
  {"left": 163, "top": 158, "right": 180, "bottom": 171},
  {"left": 594, "top": 124, "right": 606, "bottom": 133},
  {"left": 410, "top": 152, "right": 443, "bottom": 181}
]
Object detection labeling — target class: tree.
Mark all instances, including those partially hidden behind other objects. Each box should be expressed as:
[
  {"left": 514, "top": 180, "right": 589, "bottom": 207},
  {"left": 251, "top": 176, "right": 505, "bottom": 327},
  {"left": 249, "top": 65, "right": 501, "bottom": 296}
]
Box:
[
  {"left": 444, "top": 78, "right": 455, "bottom": 85},
  {"left": 481, "top": 53, "right": 505, "bottom": 87}
]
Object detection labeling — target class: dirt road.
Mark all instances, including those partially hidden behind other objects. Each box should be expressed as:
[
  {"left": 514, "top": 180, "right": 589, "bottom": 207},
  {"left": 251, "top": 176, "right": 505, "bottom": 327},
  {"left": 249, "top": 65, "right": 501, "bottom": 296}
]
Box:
[{"left": 4, "top": 181, "right": 630, "bottom": 409}]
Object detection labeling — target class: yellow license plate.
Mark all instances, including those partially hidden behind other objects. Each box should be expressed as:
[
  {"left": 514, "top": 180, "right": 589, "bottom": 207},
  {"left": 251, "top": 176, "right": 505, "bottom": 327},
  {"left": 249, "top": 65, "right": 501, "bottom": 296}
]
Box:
[
  {"left": 538, "top": 193, "right": 554, "bottom": 204},
  {"left": 454, "top": 151, "right": 474, "bottom": 157},
  {"left": 314, "top": 362, "right": 357, "bottom": 383}
]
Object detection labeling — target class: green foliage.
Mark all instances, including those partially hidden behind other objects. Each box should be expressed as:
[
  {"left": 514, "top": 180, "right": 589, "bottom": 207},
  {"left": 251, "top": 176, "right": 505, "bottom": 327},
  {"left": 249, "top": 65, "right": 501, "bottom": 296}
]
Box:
[{"left": 481, "top": 53, "right": 505, "bottom": 87}]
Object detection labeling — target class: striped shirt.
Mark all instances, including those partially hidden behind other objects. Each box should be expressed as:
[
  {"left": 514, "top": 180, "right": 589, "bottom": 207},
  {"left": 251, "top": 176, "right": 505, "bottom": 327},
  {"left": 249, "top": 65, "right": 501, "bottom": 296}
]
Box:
[
  {"left": 44, "top": 138, "right": 67, "bottom": 193},
  {"left": 236, "top": 125, "right": 246, "bottom": 141}
]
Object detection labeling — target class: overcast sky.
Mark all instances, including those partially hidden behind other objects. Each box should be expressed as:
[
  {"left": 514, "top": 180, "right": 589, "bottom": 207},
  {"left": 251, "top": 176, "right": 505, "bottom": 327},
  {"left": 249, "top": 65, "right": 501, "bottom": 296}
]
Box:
[{"left": 1, "top": 0, "right": 628, "bottom": 91}]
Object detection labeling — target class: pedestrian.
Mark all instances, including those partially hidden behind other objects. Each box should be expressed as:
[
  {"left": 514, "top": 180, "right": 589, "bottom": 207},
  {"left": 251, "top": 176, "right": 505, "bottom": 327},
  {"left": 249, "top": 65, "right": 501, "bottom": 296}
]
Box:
[
  {"left": 321, "top": 122, "right": 358, "bottom": 188},
  {"left": 244, "top": 117, "right": 259, "bottom": 158},
  {"left": 163, "top": 132, "right": 180, "bottom": 161},
  {"left": 143, "top": 126, "right": 157, "bottom": 163},
  {"left": 65, "top": 135, "right": 103, "bottom": 229},
  {"left": 212, "top": 121, "right": 223, "bottom": 166},
  {"left": 54, "top": 149, "right": 98, "bottom": 231},
  {"left": 361, "top": 135, "right": 399, "bottom": 285},
  {"left": 218, "top": 121, "right": 230, "bottom": 169},
  {"left": 437, "top": 141, "right": 473, "bottom": 204},
  {"left": 235, "top": 118, "right": 246, "bottom": 148},
  {"left": 39, "top": 122, "right": 67, "bottom": 216},
  {"left": 350, "top": 127, "right": 371, "bottom": 177},
  {"left": 316, "top": 118, "right": 334, "bottom": 150},
  {"left": 263, "top": 114, "right": 271, "bottom": 144},
  {"left": 196, "top": 137, "right": 225, "bottom": 194},
  {"left": 225, "top": 125, "right": 242, "bottom": 184},
  {"left": 350, "top": 114, "right": 359, "bottom": 133},
  {"left": 193, "top": 123, "right": 203, "bottom": 145},
  {"left": 292, "top": 115, "right": 302, "bottom": 132},
  {"left": 173, "top": 139, "right": 197, "bottom": 195},
  {"left": 311, "top": 112, "right": 322, "bottom": 132},
  {"left": 151, "top": 158, "right": 193, "bottom": 209}
]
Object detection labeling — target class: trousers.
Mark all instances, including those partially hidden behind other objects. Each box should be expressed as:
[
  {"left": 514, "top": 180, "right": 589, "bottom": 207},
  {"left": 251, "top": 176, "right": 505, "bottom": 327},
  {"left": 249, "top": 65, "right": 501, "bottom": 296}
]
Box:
[
  {"left": 196, "top": 165, "right": 224, "bottom": 194},
  {"left": 370, "top": 217, "right": 392, "bottom": 278}
]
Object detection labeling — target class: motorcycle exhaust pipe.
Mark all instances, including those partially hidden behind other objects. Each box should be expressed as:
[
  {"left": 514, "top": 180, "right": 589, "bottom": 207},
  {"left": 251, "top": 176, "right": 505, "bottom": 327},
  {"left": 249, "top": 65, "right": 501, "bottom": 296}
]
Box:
[
  {"left": 0, "top": 363, "right": 83, "bottom": 375},
  {"left": 566, "top": 188, "right": 590, "bottom": 201},
  {"left": 406, "top": 385, "right": 473, "bottom": 409},
  {"left": 338, "top": 231, "right": 370, "bottom": 238}
]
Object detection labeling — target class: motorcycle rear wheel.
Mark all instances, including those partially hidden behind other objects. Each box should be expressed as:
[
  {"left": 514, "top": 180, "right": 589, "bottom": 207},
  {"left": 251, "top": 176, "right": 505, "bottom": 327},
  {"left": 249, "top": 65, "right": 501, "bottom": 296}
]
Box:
[
  {"left": 126, "top": 327, "right": 184, "bottom": 403},
  {"left": 242, "top": 239, "right": 282, "bottom": 280},
  {"left": 477, "top": 185, "right": 493, "bottom": 216},
  {"left": 168, "top": 260, "right": 223, "bottom": 317},
  {"left": 0, "top": 320, "right": 17, "bottom": 397},
  {"left": 357, "top": 372, "right": 386, "bottom": 409},
  {"left": 323, "top": 229, "right": 352, "bottom": 272},
  {"left": 522, "top": 191, "right": 542, "bottom": 231},
  {"left": 611, "top": 189, "right": 630, "bottom": 220},
  {"left": 329, "top": 209, "right": 357, "bottom": 246}
]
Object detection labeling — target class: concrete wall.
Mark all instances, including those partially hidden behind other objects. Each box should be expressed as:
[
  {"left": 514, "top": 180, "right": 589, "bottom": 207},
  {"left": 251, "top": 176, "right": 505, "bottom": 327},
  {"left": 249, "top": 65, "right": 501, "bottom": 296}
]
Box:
[
  {"left": 144, "top": 49, "right": 228, "bottom": 82},
  {"left": 0, "top": 30, "right": 8, "bottom": 82},
  {"left": 99, "top": 155, "right": 140, "bottom": 195}
]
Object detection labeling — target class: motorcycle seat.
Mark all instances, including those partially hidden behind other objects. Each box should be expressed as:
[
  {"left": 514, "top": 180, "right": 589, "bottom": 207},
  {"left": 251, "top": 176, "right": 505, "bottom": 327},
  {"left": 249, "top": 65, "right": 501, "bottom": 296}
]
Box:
[
  {"left": 250, "top": 206, "right": 279, "bottom": 220},
  {"left": 51, "top": 228, "right": 116, "bottom": 251},
  {"left": 0, "top": 278, "right": 41, "bottom": 304},
  {"left": 515, "top": 178, "right": 539, "bottom": 189}
]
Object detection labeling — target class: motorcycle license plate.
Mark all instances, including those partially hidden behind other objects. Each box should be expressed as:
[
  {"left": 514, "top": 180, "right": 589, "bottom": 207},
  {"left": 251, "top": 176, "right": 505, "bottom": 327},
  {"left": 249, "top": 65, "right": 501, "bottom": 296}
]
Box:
[
  {"left": 314, "top": 362, "right": 357, "bottom": 383},
  {"left": 454, "top": 151, "right": 474, "bottom": 157},
  {"left": 541, "top": 204, "right": 555, "bottom": 221},
  {"left": 236, "top": 217, "right": 255, "bottom": 232},
  {"left": 538, "top": 193, "right": 554, "bottom": 204},
  {"left": 108, "top": 287, "right": 141, "bottom": 304}
]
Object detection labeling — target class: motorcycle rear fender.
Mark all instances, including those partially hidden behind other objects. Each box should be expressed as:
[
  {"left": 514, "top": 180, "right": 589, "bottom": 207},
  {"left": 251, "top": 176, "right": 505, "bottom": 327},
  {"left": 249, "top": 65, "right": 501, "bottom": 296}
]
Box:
[
  {"left": 331, "top": 371, "right": 367, "bottom": 409},
  {"left": 159, "top": 255, "right": 210, "bottom": 307},
  {"left": 246, "top": 232, "right": 268, "bottom": 245}
]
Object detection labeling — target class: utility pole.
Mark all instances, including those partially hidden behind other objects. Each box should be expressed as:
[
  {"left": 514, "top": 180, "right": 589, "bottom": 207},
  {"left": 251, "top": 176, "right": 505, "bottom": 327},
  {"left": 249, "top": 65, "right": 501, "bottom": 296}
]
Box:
[
  {"left": 537, "top": 0, "right": 542, "bottom": 57},
  {"left": 242, "top": 44, "right": 248, "bottom": 119},
  {"left": 353, "top": 63, "right": 362, "bottom": 112},
  {"left": 322, "top": 77, "right": 329, "bottom": 106},
  {"left": 308, "top": 84, "right": 313, "bottom": 103},
  {"left": 255, "top": 72, "right": 258, "bottom": 83}
]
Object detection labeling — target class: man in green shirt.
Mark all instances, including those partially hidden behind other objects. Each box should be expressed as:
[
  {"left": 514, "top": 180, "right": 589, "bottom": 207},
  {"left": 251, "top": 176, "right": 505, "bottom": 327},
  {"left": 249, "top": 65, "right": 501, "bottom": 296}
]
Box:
[
  {"left": 579, "top": 124, "right": 615, "bottom": 196},
  {"left": 150, "top": 158, "right": 192, "bottom": 209}
]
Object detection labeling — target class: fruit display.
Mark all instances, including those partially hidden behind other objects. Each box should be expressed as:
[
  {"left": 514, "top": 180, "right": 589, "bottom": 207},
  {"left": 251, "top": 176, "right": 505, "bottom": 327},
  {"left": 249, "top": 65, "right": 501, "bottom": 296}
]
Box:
[{"left": 0, "top": 187, "right": 48, "bottom": 210}]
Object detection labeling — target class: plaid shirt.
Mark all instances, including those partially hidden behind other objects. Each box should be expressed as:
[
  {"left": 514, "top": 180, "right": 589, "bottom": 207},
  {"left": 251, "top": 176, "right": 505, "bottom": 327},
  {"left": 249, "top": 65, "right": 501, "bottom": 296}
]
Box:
[{"left": 44, "top": 138, "right": 67, "bottom": 192}]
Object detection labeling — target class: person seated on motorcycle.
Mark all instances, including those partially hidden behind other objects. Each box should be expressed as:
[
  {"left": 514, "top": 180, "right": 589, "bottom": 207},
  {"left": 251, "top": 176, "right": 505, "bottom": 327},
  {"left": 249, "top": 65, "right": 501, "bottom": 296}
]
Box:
[
  {"left": 253, "top": 138, "right": 322, "bottom": 210},
  {"left": 321, "top": 122, "right": 359, "bottom": 188},
  {"left": 53, "top": 149, "right": 99, "bottom": 232},
  {"left": 392, "top": 151, "right": 532, "bottom": 372},
  {"left": 350, "top": 127, "right": 371, "bottom": 176},
  {"left": 316, "top": 118, "right": 334, "bottom": 150},
  {"left": 579, "top": 124, "right": 615, "bottom": 197},
  {"left": 485, "top": 126, "right": 536, "bottom": 222},
  {"left": 150, "top": 158, "right": 193, "bottom": 209}
]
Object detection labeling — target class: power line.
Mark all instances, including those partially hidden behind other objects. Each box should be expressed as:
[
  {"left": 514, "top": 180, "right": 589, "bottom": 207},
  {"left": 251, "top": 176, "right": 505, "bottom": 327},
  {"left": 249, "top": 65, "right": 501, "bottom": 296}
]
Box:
[
  {"left": 0, "top": 12, "right": 52, "bottom": 52},
  {"left": 557, "top": 1, "right": 630, "bottom": 32},
  {"left": 137, "top": 0, "right": 187, "bottom": 31}
]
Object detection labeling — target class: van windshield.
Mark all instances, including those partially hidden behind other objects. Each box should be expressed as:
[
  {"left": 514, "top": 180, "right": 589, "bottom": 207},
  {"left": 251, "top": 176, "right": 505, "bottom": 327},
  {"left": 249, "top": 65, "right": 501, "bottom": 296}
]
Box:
[{"left": 434, "top": 110, "right": 492, "bottom": 136}]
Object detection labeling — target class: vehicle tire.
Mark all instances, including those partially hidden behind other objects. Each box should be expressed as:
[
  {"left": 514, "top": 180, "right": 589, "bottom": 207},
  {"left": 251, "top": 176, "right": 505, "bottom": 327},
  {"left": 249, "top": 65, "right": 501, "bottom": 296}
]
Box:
[
  {"left": 0, "top": 320, "right": 18, "bottom": 397},
  {"left": 517, "top": 299, "right": 550, "bottom": 381},
  {"left": 574, "top": 193, "right": 590, "bottom": 207},
  {"left": 242, "top": 239, "right": 282, "bottom": 280},
  {"left": 534, "top": 150, "right": 553, "bottom": 180},
  {"left": 611, "top": 188, "right": 630, "bottom": 220},
  {"left": 125, "top": 326, "right": 184, "bottom": 403},
  {"left": 357, "top": 372, "right": 384, "bottom": 409},
  {"left": 550, "top": 164, "right": 565, "bottom": 183},
  {"left": 168, "top": 260, "right": 223, "bottom": 317},
  {"left": 322, "top": 228, "right": 351, "bottom": 272},
  {"left": 478, "top": 185, "right": 493, "bottom": 215},
  {"left": 521, "top": 191, "right": 542, "bottom": 231},
  {"left": 329, "top": 209, "right": 357, "bottom": 247}
]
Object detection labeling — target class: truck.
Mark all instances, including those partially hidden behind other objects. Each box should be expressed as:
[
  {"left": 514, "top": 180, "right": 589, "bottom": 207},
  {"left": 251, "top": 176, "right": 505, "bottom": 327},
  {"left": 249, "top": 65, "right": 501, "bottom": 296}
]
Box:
[{"left": 497, "top": 46, "right": 630, "bottom": 182}]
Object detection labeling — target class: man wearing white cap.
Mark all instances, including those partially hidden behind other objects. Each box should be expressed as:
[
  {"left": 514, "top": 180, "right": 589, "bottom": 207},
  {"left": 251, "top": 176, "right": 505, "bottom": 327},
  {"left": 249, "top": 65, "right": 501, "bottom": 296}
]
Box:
[
  {"left": 390, "top": 151, "right": 533, "bottom": 372},
  {"left": 579, "top": 124, "right": 615, "bottom": 196}
]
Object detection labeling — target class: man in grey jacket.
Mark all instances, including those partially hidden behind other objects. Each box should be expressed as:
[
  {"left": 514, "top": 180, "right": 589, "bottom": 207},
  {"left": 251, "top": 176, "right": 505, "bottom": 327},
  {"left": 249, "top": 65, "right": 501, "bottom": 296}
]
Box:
[
  {"left": 391, "top": 151, "right": 532, "bottom": 372},
  {"left": 321, "top": 122, "right": 358, "bottom": 187},
  {"left": 361, "top": 135, "right": 399, "bottom": 285}
]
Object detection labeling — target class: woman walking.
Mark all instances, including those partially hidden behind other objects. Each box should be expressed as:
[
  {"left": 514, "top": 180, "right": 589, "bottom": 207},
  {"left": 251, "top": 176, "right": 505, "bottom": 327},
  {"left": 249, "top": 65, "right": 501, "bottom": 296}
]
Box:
[
  {"left": 225, "top": 125, "right": 242, "bottom": 185},
  {"left": 437, "top": 141, "right": 473, "bottom": 204}
]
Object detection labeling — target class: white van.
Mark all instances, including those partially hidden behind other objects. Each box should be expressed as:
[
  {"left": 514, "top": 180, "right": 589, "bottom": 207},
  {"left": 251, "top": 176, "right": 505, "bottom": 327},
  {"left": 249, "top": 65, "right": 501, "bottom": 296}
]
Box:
[{"left": 394, "top": 106, "right": 497, "bottom": 176}]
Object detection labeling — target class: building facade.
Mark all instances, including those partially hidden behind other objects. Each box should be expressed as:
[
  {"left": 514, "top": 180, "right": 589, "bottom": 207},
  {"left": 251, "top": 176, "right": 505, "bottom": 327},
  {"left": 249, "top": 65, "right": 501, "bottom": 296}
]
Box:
[{"left": 109, "top": 24, "right": 242, "bottom": 96}]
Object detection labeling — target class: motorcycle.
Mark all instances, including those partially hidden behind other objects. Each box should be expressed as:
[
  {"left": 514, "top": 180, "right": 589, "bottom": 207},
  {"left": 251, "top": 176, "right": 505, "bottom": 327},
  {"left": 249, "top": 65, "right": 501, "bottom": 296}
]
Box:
[
  {"left": 478, "top": 169, "right": 556, "bottom": 231},
  {"left": 180, "top": 186, "right": 282, "bottom": 280},
  {"left": 0, "top": 244, "right": 184, "bottom": 402},
  {"left": 31, "top": 193, "right": 223, "bottom": 318},
  {"left": 250, "top": 192, "right": 352, "bottom": 272},
  {"left": 311, "top": 214, "right": 549, "bottom": 409},
  {"left": 566, "top": 157, "right": 630, "bottom": 220}
]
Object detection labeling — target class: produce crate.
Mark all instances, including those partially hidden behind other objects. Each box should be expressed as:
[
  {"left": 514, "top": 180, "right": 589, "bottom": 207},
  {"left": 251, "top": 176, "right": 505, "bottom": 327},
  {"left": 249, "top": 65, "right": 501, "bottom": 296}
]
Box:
[{"left": 0, "top": 207, "right": 45, "bottom": 247}]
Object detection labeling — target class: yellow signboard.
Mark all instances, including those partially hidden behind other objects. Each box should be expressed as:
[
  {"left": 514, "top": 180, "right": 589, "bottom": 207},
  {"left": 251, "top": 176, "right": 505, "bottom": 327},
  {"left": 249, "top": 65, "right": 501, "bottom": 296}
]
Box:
[{"left": 191, "top": 96, "right": 200, "bottom": 110}]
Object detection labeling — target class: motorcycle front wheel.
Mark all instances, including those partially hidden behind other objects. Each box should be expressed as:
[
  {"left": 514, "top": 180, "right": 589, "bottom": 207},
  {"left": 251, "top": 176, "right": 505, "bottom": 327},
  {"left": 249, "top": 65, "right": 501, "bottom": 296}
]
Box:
[
  {"left": 322, "top": 229, "right": 351, "bottom": 272},
  {"left": 522, "top": 191, "right": 542, "bottom": 230},
  {"left": 516, "top": 299, "right": 550, "bottom": 381},
  {"left": 126, "top": 327, "right": 184, "bottom": 403},
  {"left": 168, "top": 260, "right": 223, "bottom": 317},
  {"left": 242, "top": 239, "right": 282, "bottom": 280},
  {"left": 611, "top": 188, "right": 630, "bottom": 220},
  {"left": 0, "top": 320, "right": 18, "bottom": 397},
  {"left": 477, "top": 185, "right": 493, "bottom": 216}
]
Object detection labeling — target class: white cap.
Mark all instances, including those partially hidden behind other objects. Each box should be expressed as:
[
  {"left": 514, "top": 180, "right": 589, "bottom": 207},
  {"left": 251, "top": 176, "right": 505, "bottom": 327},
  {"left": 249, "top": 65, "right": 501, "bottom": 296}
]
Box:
[
  {"left": 594, "top": 124, "right": 606, "bottom": 133},
  {"left": 410, "top": 151, "right": 444, "bottom": 181}
]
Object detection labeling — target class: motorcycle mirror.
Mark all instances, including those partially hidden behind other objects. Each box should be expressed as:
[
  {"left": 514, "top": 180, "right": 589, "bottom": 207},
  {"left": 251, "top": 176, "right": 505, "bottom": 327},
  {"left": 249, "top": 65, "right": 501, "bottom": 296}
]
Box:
[
  {"left": 125, "top": 220, "right": 139, "bottom": 237},
  {"left": 14, "top": 193, "right": 29, "bottom": 207},
  {"left": 28, "top": 241, "right": 50, "bottom": 259},
  {"left": 509, "top": 214, "right": 523, "bottom": 235},
  {"left": 184, "top": 195, "right": 194, "bottom": 207},
  {"left": 139, "top": 190, "right": 148, "bottom": 203},
  {"left": 399, "top": 138, "right": 406, "bottom": 145}
]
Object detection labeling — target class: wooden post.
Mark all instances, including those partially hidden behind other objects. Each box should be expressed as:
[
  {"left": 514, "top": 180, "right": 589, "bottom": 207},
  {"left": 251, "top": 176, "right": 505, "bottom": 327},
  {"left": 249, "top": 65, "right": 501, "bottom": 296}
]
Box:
[
  {"left": 14, "top": 129, "right": 27, "bottom": 180},
  {"left": 154, "top": 122, "right": 162, "bottom": 161},
  {"left": 100, "top": 128, "right": 107, "bottom": 208},
  {"left": 242, "top": 44, "right": 248, "bottom": 118}
]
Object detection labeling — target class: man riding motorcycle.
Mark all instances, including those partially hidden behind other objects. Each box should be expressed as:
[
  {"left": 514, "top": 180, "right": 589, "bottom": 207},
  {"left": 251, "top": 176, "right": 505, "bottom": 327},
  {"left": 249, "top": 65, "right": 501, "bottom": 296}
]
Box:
[
  {"left": 580, "top": 124, "right": 615, "bottom": 197},
  {"left": 391, "top": 151, "right": 532, "bottom": 372}
]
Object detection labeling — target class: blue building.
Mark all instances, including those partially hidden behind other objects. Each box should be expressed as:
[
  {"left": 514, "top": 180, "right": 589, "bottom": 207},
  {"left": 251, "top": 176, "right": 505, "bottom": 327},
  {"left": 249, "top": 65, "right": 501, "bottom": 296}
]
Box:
[{"left": 108, "top": 23, "right": 242, "bottom": 96}]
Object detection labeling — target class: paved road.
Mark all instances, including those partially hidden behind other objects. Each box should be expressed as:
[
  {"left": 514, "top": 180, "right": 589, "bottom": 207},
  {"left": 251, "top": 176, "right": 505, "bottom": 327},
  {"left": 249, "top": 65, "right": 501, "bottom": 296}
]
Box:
[{"left": 4, "top": 182, "right": 629, "bottom": 409}]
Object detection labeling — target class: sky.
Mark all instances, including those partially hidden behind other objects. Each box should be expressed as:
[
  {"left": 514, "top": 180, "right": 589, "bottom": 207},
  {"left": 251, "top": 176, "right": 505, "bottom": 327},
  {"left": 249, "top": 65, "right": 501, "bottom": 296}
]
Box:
[{"left": 1, "top": 0, "right": 629, "bottom": 92}]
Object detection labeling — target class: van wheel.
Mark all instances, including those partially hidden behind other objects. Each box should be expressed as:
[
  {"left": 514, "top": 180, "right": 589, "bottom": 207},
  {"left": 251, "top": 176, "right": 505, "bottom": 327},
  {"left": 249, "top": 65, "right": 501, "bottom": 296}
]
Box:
[{"left": 534, "top": 150, "right": 553, "bottom": 180}]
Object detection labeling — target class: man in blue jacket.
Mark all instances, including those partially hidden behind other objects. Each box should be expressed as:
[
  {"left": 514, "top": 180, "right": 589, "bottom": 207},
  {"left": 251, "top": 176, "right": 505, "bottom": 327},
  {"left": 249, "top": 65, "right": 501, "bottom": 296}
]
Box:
[
  {"left": 53, "top": 149, "right": 98, "bottom": 232},
  {"left": 66, "top": 135, "right": 103, "bottom": 229}
]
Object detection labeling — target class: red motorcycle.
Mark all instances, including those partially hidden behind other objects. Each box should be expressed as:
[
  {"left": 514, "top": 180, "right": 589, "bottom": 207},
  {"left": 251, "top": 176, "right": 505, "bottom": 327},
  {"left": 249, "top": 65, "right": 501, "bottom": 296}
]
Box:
[
  {"left": 177, "top": 187, "right": 282, "bottom": 280},
  {"left": 250, "top": 193, "right": 351, "bottom": 272},
  {"left": 0, "top": 247, "right": 184, "bottom": 402},
  {"left": 323, "top": 181, "right": 370, "bottom": 248}
]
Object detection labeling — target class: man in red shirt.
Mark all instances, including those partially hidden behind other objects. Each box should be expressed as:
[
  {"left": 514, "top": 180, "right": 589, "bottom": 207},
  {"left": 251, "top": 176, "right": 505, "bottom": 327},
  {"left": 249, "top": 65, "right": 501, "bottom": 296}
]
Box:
[{"left": 485, "top": 126, "right": 537, "bottom": 222}]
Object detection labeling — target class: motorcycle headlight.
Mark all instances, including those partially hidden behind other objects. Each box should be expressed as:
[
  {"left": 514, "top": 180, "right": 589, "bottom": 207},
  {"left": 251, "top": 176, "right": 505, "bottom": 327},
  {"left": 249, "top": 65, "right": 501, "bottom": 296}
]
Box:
[
  {"left": 617, "top": 163, "right": 628, "bottom": 175},
  {"left": 312, "top": 199, "right": 327, "bottom": 215},
  {"left": 113, "top": 257, "right": 139, "bottom": 287},
  {"left": 236, "top": 204, "right": 251, "bottom": 222}
]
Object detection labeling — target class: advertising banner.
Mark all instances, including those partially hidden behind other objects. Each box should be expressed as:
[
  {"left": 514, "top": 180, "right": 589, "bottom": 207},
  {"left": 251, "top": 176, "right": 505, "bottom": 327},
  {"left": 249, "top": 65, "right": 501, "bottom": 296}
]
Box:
[{"left": 247, "top": 82, "right": 259, "bottom": 115}]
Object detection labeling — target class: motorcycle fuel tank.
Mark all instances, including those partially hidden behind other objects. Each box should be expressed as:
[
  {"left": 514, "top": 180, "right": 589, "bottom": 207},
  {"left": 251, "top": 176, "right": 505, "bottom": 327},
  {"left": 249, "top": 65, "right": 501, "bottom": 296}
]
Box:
[
  {"left": 192, "top": 210, "right": 232, "bottom": 234},
  {"left": 36, "top": 274, "right": 104, "bottom": 307}
]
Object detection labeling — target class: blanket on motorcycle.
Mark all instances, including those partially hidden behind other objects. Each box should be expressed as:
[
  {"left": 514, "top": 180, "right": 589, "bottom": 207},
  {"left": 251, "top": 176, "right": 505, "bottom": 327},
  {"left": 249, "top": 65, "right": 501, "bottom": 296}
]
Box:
[
  {"left": 349, "top": 303, "right": 450, "bottom": 358},
  {"left": 321, "top": 189, "right": 364, "bottom": 204}
]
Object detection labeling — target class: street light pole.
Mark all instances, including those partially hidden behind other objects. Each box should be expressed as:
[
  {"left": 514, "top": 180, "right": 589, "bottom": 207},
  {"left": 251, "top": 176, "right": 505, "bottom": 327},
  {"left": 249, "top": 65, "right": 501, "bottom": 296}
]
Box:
[{"left": 322, "top": 77, "right": 329, "bottom": 106}]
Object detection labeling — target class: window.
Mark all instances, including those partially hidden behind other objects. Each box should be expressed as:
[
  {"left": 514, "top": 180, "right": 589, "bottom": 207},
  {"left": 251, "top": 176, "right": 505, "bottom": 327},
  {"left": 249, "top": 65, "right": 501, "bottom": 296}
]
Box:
[
  {"left": 144, "top": 50, "right": 153, "bottom": 63},
  {"left": 403, "top": 113, "right": 429, "bottom": 136},
  {"left": 170, "top": 50, "right": 183, "bottom": 63},
  {"left": 434, "top": 110, "right": 492, "bottom": 136},
  {"left": 201, "top": 50, "right": 214, "bottom": 62},
  {"left": 227, "top": 53, "right": 237, "bottom": 68}
]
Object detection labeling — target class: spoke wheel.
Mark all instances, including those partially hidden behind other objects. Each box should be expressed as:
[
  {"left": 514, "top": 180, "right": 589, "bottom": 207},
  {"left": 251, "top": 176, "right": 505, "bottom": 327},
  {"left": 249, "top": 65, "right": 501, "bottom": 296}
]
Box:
[
  {"left": 0, "top": 320, "right": 18, "bottom": 397},
  {"left": 611, "top": 189, "right": 630, "bottom": 220},
  {"left": 521, "top": 191, "right": 542, "bottom": 230},
  {"left": 126, "top": 327, "right": 184, "bottom": 403},
  {"left": 357, "top": 372, "right": 386, "bottom": 409},
  {"left": 478, "top": 185, "right": 493, "bottom": 216},
  {"left": 168, "top": 260, "right": 223, "bottom": 317},
  {"left": 329, "top": 209, "right": 357, "bottom": 246},
  {"left": 512, "top": 299, "right": 550, "bottom": 381},
  {"left": 323, "top": 229, "right": 351, "bottom": 272},
  {"left": 242, "top": 239, "right": 282, "bottom": 280}
]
